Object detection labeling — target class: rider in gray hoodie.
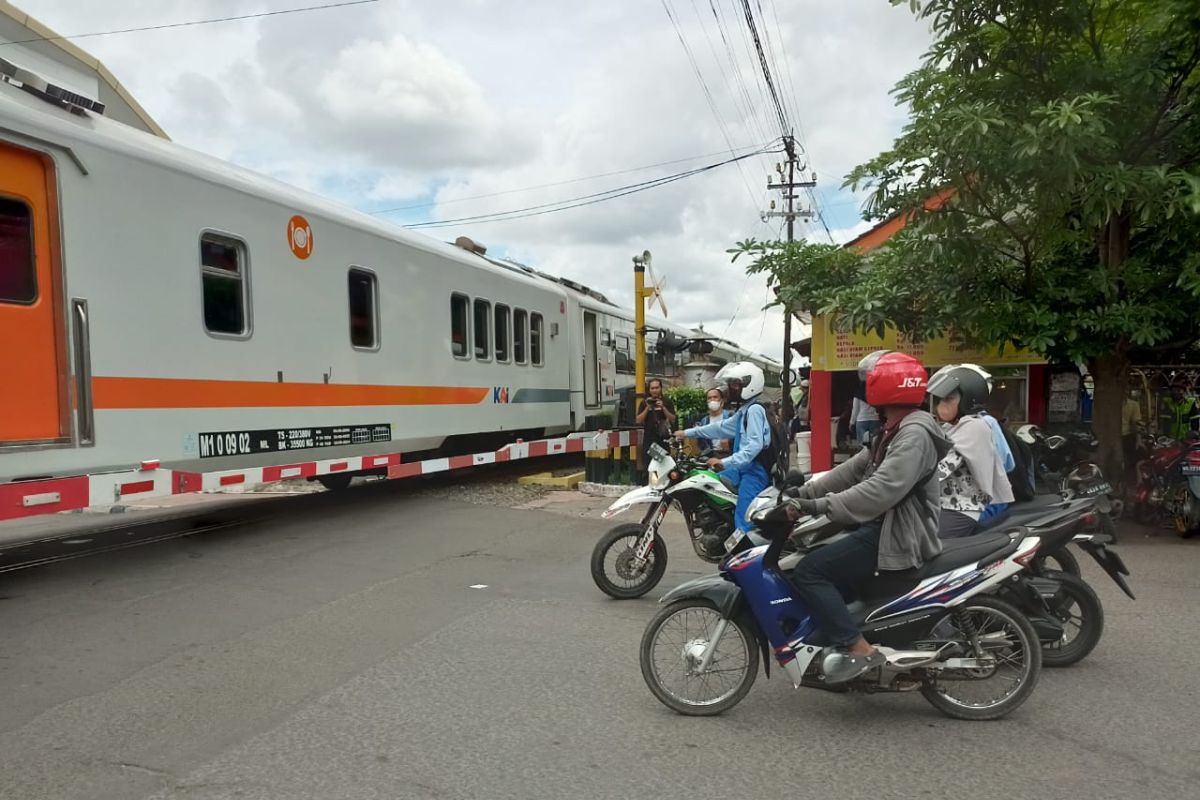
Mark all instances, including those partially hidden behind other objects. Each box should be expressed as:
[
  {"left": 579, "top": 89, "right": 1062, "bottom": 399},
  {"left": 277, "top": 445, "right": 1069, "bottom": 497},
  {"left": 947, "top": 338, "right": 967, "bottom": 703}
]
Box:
[{"left": 785, "top": 351, "right": 951, "bottom": 683}]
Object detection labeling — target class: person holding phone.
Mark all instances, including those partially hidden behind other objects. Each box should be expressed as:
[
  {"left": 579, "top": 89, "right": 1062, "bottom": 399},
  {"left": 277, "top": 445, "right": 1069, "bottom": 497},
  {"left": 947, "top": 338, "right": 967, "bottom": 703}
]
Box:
[{"left": 635, "top": 378, "right": 676, "bottom": 468}]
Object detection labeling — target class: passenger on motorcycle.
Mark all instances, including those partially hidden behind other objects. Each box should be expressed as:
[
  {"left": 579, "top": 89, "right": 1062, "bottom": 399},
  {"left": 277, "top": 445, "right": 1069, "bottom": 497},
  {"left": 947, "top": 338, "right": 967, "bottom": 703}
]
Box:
[
  {"left": 783, "top": 351, "right": 951, "bottom": 683},
  {"left": 927, "top": 365, "right": 1015, "bottom": 539},
  {"left": 674, "top": 362, "right": 771, "bottom": 536}
]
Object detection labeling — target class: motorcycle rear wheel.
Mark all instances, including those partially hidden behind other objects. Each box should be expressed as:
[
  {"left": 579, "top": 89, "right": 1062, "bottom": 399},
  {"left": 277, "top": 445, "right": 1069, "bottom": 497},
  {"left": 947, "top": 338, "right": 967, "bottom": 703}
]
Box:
[
  {"left": 1032, "top": 546, "right": 1081, "bottom": 578},
  {"left": 1040, "top": 570, "right": 1104, "bottom": 668},
  {"left": 920, "top": 596, "right": 1041, "bottom": 721},
  {"left": 590, "top": 523, "right": 668, "bottom": 599},
  {"left": 640, "top": 599, "right": 759, "bottom": 716}
]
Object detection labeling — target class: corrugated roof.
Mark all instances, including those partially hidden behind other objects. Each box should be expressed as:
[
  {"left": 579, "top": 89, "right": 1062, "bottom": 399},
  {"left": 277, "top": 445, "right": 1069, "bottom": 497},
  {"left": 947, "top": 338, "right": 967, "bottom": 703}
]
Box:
[{"left": 0, "top": 0, "right": 168, "bottom": 139}]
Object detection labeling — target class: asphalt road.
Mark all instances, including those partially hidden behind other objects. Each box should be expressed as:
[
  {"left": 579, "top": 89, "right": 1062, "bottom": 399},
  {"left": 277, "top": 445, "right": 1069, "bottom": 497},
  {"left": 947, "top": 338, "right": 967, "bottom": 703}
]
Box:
[{"left": 0, "top": 486, "right": 1197, "bottom": 800}]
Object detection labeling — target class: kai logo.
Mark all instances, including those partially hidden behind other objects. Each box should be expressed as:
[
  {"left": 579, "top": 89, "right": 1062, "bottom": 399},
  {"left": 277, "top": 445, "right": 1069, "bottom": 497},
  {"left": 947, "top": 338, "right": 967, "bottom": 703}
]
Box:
[{"left": 493, "top": 386, "right": 510, "bottom": 403}]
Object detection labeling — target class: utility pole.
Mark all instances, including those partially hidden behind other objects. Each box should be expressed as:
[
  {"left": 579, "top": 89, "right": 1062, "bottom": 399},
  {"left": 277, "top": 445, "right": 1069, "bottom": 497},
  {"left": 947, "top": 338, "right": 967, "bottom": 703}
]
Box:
[{"left": 765, "top": 135, "right": 815, "bottom": 422}]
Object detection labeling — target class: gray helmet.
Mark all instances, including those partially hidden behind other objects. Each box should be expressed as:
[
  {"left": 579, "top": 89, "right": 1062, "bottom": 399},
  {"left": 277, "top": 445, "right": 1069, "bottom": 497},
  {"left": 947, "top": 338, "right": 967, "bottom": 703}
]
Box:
[{"left": 927, "top": 364, "right": 991, "bottom": 416}]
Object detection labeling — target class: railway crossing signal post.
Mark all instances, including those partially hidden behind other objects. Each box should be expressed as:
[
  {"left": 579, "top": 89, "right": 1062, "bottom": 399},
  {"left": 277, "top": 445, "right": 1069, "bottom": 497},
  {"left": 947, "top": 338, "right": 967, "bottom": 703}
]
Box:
[{"left": 632, "top": 251, "right": 653, "bottom": 420}]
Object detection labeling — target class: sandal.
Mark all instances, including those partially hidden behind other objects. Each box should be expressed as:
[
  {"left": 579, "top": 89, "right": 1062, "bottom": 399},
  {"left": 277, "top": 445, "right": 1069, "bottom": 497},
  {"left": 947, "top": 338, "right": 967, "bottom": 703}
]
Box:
[{"left": 822, "top": 648, "right": 886, "bottom": 684}]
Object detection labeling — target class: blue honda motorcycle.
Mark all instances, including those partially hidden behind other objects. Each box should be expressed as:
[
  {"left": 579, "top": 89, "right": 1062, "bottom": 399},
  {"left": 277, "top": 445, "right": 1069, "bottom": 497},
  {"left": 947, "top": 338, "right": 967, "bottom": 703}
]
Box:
[{"left": 639, "top": 498, "right": 1045, "bottom": 721}]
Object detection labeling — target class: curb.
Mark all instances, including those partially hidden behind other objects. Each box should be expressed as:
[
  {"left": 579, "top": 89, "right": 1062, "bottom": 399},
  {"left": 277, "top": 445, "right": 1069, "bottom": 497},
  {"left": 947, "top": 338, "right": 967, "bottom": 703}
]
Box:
[{"left": 578, "top": 482, "right": 636, "bottom": 497}]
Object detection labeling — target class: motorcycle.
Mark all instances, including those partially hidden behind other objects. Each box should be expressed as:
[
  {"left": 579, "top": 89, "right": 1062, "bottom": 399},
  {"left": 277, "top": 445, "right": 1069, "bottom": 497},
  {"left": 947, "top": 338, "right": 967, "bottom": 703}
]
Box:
[
  {"left": 639, "top": 492, "right": 1045, "bottom": 721},
  {"left": 1133, "top": 432, "right": 1200, "bottom": 538},
  {"left": 972, "top": 494, "right": 1134, "bottom": 666},
  {"left": 590, "top": 442, "right": 749, "bottom": 599},
  {"left": 760, "top": 490, "right": 1130, "bottom": 669}
]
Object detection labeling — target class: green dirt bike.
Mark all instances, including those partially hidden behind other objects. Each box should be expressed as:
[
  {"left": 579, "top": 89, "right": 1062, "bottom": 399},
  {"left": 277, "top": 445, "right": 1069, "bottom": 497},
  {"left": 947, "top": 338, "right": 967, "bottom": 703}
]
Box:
[{"left": 590, "top": 442, "right": 762, "bottom": 599}]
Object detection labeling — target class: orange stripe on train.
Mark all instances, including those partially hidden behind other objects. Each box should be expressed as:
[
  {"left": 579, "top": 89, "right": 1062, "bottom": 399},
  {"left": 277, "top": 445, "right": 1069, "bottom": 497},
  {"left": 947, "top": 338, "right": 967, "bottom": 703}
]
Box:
[{"left": 92, "top": 377, "right": 491, "bottom": 410}]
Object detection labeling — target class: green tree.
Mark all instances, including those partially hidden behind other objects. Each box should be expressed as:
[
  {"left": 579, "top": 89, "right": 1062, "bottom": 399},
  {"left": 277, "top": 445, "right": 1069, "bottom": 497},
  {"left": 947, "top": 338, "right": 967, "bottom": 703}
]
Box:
[{"left": 736, "top": 0, "right": 1200, "bottom": 475}]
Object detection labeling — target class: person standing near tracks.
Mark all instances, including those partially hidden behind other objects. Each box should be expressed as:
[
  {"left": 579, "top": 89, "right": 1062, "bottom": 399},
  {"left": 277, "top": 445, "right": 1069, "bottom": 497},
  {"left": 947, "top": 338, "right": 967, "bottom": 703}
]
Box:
[{"left": 635, "top": 378, "right": 676, "bottom": 470}]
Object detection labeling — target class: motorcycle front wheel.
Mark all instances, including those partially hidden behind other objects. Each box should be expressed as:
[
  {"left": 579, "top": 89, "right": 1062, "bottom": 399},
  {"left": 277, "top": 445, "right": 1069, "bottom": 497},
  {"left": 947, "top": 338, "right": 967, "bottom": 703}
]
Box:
[
  {"left": 640, "top": 599, "right": 759, "bottom": 716},
  {"left": 590, "top": 523, "right": 668, "bottom": 599}
]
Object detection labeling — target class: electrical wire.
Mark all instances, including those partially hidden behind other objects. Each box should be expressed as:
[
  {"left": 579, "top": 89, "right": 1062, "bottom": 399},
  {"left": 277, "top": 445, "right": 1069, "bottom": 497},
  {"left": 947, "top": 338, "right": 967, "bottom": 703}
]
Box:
[
  {"left": 366, "top": 141, "right": 770, "bottom": 216},
  {"left": 660, "top": 0, "right": 764, "bottom": 211},
  {"left": 0, "top": 1, "right": 379, "bottom": 46},
  {"left": 736, "top": 0, "right": 789, "bottom": 138},
  {"left": 404, "top": 146, "right": 780, "bottom": 229}
]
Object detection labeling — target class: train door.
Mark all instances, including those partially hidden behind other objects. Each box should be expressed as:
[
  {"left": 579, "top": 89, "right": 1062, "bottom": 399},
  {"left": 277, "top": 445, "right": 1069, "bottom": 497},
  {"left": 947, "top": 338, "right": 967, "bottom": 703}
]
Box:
[
  {"left": 583, "top": 310, "right": 600, "bottom": 408},
  {"left": 0, "top": 142, "right": 66, "bottom": 444}
]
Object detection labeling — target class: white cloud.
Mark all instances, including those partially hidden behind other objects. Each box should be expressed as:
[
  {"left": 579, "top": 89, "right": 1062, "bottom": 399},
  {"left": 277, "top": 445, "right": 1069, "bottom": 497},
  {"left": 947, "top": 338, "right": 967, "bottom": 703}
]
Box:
[{"left": 15, "top": 0, "right": 932, "bottom": 360}]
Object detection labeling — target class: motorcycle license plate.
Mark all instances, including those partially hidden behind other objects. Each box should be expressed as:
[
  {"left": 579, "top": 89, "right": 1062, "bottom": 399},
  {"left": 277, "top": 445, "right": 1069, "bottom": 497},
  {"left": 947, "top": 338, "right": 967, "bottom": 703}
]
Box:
[
  {"left": 1080, "top": 481, "right": 1112, "bottom": 495},
  {"left": 1180, "top": 465, "right": 1200, "bottom": 475},
  {"left": 725, "top": 530, "right": 745, "bottom": 551}
]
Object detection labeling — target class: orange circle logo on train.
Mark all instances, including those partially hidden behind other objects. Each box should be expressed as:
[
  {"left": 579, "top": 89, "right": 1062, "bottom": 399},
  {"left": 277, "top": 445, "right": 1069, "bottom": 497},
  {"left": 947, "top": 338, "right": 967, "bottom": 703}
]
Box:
[{"left": 287, "top": 215, "right": 313, "bottom": 260}]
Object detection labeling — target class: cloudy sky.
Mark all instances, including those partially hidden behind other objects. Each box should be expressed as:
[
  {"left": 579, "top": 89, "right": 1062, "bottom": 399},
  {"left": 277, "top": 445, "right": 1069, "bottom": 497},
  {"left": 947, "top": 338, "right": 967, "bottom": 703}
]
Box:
[{"left": 14, "top": 0, "right": 931, "bottom": 360}]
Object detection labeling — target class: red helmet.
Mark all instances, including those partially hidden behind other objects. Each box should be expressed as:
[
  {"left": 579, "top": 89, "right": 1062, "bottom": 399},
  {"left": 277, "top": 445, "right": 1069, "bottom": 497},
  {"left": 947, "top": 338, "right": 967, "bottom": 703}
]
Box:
[{"left": 858, "top": 350, "right": 928, "bottom": 407}]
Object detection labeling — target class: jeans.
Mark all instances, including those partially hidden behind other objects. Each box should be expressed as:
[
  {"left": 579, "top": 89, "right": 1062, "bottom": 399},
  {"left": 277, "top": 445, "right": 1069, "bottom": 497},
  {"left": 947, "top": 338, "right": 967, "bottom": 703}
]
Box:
[
  {"left": 855, "top": 420, "right": 881, "bottom": 447},
  {"left": 724, "top": 462, "right": 771, "bottom": 533},
  {"left": 938, "top": 509, "right": 979, "bottom": 539},
  {"left": 792, "top": 523, "right": 882, "bottom": 647}
]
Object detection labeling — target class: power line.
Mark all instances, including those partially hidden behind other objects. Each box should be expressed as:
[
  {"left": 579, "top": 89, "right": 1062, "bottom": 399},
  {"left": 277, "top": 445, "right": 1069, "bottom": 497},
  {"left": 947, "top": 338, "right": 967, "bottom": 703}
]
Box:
[
  {"left": 686, "top": 0, "right": 773, "bottom": 160},
  {"left": 660, "top": 0, "right": 763, "bottom": 211},
  {"left": 754, "top": 0, "right": 797, "bottom": 133},
  {"left": 366, "top": 141, "right": 770, "bottom": 216},
  {"left": 764, "top": 0, "right": 805, "bottom": 145},
  {"left": 721, "top": 0, "right": 780, "bottom": 148},
  {"left": 704, "top": 0, "right": 780, "bottom": 191},
  {"left": 0, "top": 1, "right": 378, "bottom": 47},
  {"left": 404, "top": 146, "right": 780, "bottom": 230},
  {"left": 736, "top": 0, "right": 790, "bottom": 137}
]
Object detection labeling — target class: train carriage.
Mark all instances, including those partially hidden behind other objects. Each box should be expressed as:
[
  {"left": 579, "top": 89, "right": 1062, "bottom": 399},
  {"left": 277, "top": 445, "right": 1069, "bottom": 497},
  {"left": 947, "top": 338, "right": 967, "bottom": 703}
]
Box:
[{"left": 0, "top": 62, "right": 777, "bottom": 521}]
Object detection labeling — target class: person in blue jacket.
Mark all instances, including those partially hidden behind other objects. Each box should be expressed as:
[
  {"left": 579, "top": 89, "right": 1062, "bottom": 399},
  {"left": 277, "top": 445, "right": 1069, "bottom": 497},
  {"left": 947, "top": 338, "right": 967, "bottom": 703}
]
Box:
[
  {"left": 674, "top": 362, "right": 771, "bottom": 549},
  {"left": 692, "top": 385, "right": 732, "bottom": 454}
]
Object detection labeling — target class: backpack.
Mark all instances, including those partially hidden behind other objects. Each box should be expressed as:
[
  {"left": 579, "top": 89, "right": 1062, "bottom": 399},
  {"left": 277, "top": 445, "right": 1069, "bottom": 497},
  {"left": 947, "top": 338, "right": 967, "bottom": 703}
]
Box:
[
  {"left": 1000, "top": 424, "right": 1037, "bottom": 501},
  {"left": 742, "top": 401, "right": 791, "bottom": 486}
]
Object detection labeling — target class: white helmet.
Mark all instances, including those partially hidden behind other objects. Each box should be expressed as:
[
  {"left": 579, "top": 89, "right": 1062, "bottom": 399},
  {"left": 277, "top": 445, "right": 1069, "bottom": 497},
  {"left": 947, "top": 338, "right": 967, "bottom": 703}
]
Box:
[{"left": 715, "top": 361, "right": 765, "bottom": 401}]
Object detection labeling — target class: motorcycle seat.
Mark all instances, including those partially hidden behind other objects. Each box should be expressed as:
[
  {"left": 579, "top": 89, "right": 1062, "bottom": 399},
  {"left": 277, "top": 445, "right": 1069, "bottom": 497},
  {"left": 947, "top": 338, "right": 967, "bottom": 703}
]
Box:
[
  {"left": 978, "top": 496, "right": 1082, "bottom": 531},
  {"left": 915, "top": 532, "right": 1018, "bottom": 579}
]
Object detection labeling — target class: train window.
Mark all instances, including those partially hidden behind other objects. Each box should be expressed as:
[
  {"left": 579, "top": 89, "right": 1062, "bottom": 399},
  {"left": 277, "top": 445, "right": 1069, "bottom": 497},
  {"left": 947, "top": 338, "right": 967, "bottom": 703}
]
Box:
[
  {"left": 0, "top": 197, "right": 35, "bottom": 304},
  {"left": 531, "top": 313, "right": 544, "bottom": 366},
  {"left": 451, "top": 293, "right": 469, "bottom": 358},
  {"left": 348, "top": 268, "right": 378, "bottom": 349},
  {"left": 495, "top": 304, "right": 511, "bottom": 362},
  {"left": 514, "top": 309, "right": 527, "bottom": 364},
  {"left": 474, "top": 298, "right": 491, "bottom": 360},
  {"left": 200, "top": 233, "right": 249, "bottom": 336}
]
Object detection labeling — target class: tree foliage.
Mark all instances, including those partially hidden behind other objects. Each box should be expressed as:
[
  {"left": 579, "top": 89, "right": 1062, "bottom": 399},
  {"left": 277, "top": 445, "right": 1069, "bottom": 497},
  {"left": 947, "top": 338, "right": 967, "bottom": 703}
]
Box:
[{"left": 734, "top": 0, "right": 1200, "bottom": 470}]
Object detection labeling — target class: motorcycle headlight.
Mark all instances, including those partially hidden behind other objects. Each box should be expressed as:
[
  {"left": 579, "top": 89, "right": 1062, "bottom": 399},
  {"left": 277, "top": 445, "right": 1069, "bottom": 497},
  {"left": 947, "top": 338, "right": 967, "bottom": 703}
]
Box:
[{"left": 648, "top": 468, "right": 668, "bottom": 489}]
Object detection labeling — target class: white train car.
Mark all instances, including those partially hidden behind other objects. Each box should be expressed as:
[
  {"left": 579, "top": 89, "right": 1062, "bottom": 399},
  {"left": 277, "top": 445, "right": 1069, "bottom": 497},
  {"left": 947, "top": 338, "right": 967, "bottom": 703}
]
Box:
[{"left": 0, "top": 63, "right": 774, "bottom": 522}]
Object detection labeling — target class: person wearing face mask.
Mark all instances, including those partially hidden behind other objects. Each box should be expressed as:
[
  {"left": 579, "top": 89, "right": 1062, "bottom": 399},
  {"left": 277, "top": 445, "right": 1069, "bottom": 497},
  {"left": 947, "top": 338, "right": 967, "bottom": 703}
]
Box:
[{"left": 692, "top": 386, "right": 732, "bottom": 454}]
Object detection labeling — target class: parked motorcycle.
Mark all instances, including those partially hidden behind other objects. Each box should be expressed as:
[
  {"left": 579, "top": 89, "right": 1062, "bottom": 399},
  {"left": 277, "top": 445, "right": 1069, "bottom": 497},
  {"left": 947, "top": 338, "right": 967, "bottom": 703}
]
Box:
[
  {"left": 973, "top": 494, "right": 1133, "bottom": 666},
  {"left": 590, "top": 442, "right": 746, "bottom": 599},
  {"left": 639, "top": 493, "right": 1045, "bottom": 721},
  {"left": 1133, "top": 432, "right": 1200, "bottom": 538}
]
